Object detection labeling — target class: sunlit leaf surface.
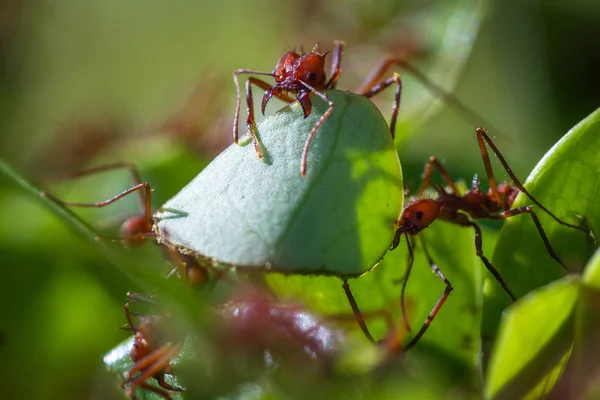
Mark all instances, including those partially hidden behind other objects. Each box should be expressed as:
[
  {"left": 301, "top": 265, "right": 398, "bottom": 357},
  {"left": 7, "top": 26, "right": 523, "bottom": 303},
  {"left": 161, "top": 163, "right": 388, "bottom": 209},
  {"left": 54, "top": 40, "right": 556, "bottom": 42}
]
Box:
[{"left": 485, "top": 277, "right": 578, "bottom": 400}]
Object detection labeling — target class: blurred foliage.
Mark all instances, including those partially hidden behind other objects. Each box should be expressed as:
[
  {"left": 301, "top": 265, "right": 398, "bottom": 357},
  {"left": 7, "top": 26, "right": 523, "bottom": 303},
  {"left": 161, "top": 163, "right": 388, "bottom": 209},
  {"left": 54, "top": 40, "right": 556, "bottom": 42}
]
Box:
[{"left": 0, "top": 0, "right": 599, "bottom": 399}]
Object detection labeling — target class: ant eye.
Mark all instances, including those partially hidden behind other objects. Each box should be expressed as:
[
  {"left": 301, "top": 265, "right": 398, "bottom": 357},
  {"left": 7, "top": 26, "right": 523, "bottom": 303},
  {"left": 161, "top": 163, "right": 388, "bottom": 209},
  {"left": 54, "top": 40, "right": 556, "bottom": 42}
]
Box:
[
  {"left": 415, "top": 211, "right": 423, "bottom": 220},
  {"left": 309, "top": 72, "right": 317, "bottom": 81}
]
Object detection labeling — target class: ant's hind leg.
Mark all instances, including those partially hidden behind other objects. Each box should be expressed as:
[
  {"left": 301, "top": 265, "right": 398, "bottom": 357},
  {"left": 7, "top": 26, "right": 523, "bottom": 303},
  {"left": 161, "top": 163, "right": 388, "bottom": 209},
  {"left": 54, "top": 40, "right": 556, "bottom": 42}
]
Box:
[
  {"left": 475, "top": 127, "right": 588, "bottom": 235},
  {"left": 490, "top": 206, "right": 571, "bottom": 273}
]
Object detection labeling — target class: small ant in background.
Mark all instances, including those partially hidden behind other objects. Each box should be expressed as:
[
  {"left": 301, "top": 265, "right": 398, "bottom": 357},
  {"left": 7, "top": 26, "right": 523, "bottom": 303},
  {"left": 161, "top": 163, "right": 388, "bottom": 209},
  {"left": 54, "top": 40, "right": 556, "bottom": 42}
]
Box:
[
  {"left": 386, "top": 127, "right": 589, "bottom": 350},
  {"left": 121, "top": 293, "right": 184, "bottom": 400},
  {"left": 233, "top": 40, "right": 492, "bottom": 178},
  {"left": 40, "top": 162, "right": 211, "bottom": 287}
]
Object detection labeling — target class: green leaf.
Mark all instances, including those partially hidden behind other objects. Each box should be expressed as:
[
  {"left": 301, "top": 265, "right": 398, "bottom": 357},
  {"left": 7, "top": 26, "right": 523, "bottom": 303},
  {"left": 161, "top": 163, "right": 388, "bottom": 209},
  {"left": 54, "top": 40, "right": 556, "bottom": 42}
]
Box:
[
  {"left": 154, "top": 90, "right": 403, "bottom": 276},
  {"left": 485, "top": 276, "right": 579, "bottom": 400},
  {"left": 582, "top": 245, "right": 600, "bottom": 289},
  {"left": 555, "top": 248, "right": 600, "bottom": 399},
  {"left": 484, "top": 108, "right": 600, "bottom": 334}
]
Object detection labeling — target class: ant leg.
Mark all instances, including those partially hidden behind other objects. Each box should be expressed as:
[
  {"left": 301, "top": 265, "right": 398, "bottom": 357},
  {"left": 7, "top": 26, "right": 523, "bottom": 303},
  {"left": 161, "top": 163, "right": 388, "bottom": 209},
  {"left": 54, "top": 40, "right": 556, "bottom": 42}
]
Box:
[
  {"left": 125, "top": 343, "right": 182, "bottom": 398},
  {"left": 138, "top": 382, "right": 176, "bottom": 400},
  {"left": 43, "top": 162, "right": 146, "bottom": 210},
  {"left": 417, "top": 156, "right": 460, "bottom": 197},
  {"left": 123, "top": 292, "right": 158, "bottom": 330},
  {"left": 399, "top": 234, "right": 415, "bottom": 333},
  {"left": 232, "top": 71, "right": 294, "bottom": 153},
  {"left": 489, "top": 206, "right": 571, "bottom": 272},
  {"left": 356, "top": 57, "right": 501, "bottom": 135},
  {"left": 403, "top": 235, "right": 454, "bottom": 351},
  {"left": 359, "top": 73, "right": 402, "bottom": 139},
  {"left": 297, "top": 82, "right": 334, "bottom": 178},
  {"left": 43, "top": 182, "right": 154, "bottom": 242},
  {"left": 475, "top": 127, "right": 588, "bottom": 234},
  {"left": 459, "top": 217, "right": 516, "bottom": 301},
  {"left": 341, "top": 279, "right": 377, "bottom": 344},
  {"left": 326, "top": 40, "right": 344, "bottom": 89},
  {"left": 155, "top": 372, "right": 184, "bottom": 392}
]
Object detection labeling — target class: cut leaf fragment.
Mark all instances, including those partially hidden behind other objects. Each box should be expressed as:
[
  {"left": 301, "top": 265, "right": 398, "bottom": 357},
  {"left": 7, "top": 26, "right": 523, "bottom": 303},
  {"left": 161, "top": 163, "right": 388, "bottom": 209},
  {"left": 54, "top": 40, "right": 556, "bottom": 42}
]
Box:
[{"left": 154, "top": 90, "right": 403, "bottom": 276}]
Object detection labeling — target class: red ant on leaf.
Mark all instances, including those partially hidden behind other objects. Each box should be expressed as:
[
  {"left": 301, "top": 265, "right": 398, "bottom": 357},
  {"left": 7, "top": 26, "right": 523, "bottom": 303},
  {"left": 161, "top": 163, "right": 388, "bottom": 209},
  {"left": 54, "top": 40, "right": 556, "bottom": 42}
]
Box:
[
  {"left": 386, "top": 127, "right": 589, "bottom": 350},
  {"left": 121, "top": 293, "right": 184, "bottom": 400},
  {"left": 233, "top": 40, "right": 493, "bottom": 178}
]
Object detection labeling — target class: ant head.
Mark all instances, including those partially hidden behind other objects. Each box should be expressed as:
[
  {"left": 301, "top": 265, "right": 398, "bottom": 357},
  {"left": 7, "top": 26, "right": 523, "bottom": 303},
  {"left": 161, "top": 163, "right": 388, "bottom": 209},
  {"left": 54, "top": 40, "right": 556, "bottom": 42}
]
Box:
[
  {"left": 395, "top": 199, "right": 440, "bottom": 235},
  {"left": 264, "top": 49, "right": 328, "bottom": 115},
  {"left": 272, "top": 50, "right": 327, "bottom": 89},
  {"left": 120, "top": 216, "right": 152, "bottom": 247}
]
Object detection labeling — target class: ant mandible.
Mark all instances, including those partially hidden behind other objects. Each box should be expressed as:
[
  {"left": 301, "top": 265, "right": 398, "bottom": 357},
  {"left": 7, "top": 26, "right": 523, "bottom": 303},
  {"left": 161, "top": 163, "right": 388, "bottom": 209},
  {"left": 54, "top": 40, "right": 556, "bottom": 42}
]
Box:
[{"left": 389, "top": 127, "right": 587, "bottom": 350}]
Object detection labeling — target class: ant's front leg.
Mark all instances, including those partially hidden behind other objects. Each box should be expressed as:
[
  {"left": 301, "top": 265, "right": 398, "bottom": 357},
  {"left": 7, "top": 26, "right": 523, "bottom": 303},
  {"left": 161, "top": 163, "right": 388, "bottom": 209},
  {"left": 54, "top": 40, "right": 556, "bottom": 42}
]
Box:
[
  {"left": 297, "top": 83, "right": 334, "bottom": 178},
  {"left": 232, "top": 71, "right": 295, "bottom": 159}
]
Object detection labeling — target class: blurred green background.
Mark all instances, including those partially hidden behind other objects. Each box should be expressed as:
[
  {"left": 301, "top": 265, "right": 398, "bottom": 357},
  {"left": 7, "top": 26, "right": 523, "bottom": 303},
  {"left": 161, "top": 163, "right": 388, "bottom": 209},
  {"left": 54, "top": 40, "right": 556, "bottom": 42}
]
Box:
[{"left": 0, "top": 0, "right": 598, "bottom": 399}]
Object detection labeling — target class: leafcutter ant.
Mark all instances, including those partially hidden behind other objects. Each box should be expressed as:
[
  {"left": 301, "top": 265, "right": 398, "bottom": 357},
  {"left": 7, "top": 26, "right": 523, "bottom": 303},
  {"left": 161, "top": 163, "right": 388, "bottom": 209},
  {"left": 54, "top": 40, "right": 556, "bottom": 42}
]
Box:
[
  {"left": 233, "top": 40, "right": 493, "bottom": 178},
  {"left": 121, "top": 293, "right": 184, "bottom": 400},
  {"left": 40, "top": 162, "right": 210, "bottom": 286},
  {"left": 386, "top": 127, "right": 588, "bottom": 350}
]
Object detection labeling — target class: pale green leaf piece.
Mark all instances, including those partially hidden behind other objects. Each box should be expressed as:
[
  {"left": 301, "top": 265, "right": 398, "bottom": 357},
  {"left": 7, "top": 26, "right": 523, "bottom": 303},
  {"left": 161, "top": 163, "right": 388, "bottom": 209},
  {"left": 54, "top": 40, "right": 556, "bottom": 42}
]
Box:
[
  {"left": 484, "top": 108, "right": 600, "bottom": 334},
  {"left": 485, "top": 276, "right": 579, "bottom": 400},
  {"left": 154, "top": 90, "right": 403, "bottom": 276}
]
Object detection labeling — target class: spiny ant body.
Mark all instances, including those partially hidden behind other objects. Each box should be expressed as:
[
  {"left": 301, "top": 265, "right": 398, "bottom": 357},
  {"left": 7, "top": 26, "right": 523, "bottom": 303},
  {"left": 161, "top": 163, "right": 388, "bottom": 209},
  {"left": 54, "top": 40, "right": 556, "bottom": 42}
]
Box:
[
  {"left": 386, "top": 127, "right": 586, "bottom": 350},
  {"left": 122, "top": 294, "right": 183, "bottom": 400}
]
